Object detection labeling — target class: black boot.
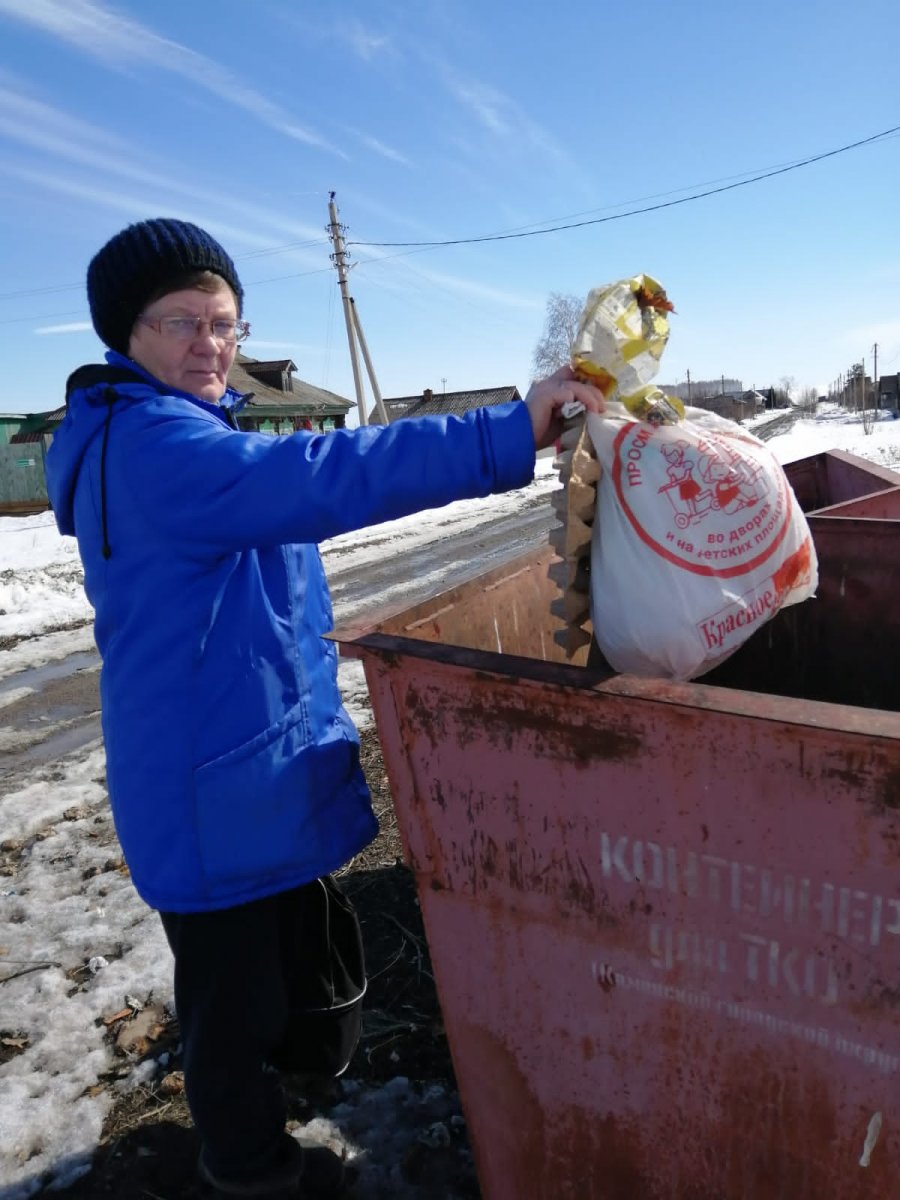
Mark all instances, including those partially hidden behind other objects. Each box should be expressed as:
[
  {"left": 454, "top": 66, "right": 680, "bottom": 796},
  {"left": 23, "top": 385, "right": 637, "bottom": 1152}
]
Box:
[{"left": 199, "top": 1132, "right": 350, "bottom": 1198}]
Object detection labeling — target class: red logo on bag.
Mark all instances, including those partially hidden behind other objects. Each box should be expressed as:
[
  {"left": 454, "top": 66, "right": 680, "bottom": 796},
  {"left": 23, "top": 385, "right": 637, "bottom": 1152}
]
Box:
[
  {"left": 611, "top": 422, "right": 793, "bottom": 578},
  {"left": 695, "top": 542, "right": 815, "bottom": 650}
]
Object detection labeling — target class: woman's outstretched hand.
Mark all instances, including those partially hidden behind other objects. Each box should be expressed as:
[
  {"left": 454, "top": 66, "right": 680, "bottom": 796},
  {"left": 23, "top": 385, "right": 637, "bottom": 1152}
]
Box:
[{"left": 525, "top": 366, "right": 606, "bottom": 450}]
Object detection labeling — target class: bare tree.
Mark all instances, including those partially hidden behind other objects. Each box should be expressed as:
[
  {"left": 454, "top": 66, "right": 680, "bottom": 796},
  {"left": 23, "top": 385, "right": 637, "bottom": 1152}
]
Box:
[
  {"left": 532, "top": 292, "right": 582, "bottom": 381},
  {"left": 797, "top": 386, "right": 818, "bottom": 415},
  {"left": 779, "top": 375, "right": 797, "bottom": 403}
]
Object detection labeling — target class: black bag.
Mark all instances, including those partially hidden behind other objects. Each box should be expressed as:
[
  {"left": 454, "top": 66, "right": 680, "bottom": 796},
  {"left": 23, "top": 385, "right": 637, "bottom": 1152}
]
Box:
[{"left": 271, "top": 875, "right": 367, "bottom": 1079}]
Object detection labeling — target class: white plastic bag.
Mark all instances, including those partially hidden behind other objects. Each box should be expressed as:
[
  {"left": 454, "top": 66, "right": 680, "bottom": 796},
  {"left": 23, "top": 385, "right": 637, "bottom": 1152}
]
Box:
[{"left": 585, "top": 402, "right": 818, "bottom": 680}]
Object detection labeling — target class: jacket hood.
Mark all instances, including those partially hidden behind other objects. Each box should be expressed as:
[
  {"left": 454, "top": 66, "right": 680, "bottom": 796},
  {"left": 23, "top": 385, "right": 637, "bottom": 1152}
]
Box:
[
  {"left": 46, "top": 351, "right": 247, "bottom": 536},
  {"left": 46, "top": 361, "right": 147, "bottom": 535}
]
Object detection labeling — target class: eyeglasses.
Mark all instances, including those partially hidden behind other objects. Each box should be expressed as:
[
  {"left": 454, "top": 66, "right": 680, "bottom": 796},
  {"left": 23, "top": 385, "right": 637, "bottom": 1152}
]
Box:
[{"left": 138, "top": 315, "right": 251, "bottom": 343}]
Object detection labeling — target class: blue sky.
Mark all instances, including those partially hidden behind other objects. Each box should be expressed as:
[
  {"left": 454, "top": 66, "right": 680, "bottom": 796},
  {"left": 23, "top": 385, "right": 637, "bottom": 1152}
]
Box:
[{"left": 1, "top": 0, "right": 898, "bottom": 419}]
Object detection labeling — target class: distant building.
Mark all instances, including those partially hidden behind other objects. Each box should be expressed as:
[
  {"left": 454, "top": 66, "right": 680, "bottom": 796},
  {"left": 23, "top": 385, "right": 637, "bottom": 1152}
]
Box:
[
  {"left": 659, "top": 378, "right": 742, "bottom": 403},
  {"left": 231, "top": 354, "right": 353, "bottom": 432},
  {"left": 1, "top": 412, "right": 58, "bottom": 511},
  {"left": 4, "top": 410, "right": 63, "bottom": 445},
  {"left": 878, "top": 372, "right": 899, "bottom": 409},
  {"left": 0, "top": 357, "right": 354, "bottom": 511},
  {"left": 369, "top": 385, "right": 522, "bottom": 425},
  {"left": 659, "top": 381, "right": 782, "bottom": 412},
  {"left": 657, "top": 382, "right": 768, "bottom": 422}
]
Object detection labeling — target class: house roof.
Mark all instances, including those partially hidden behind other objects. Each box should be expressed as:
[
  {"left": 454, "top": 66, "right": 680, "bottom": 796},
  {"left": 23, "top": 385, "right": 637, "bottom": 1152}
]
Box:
[
  {"left": 243, "top": 358, "right": 297, "bottom": 373},
  {"left": 8, "top": 407, "right": 65, "bottom": 443},
  {"left": 230, "top": 353, "right": 352, "bottom": 415},
  {"left": 370, "top": 385, "right": 521, "bottom": 424},
  {"left": 6, "top": 360, "right": 353, "bottom": 440}
]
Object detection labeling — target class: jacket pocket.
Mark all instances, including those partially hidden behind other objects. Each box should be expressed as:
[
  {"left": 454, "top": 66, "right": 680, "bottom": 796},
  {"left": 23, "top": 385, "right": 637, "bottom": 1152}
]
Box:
[{"left": 192, "top": 702, "right": 363, "bottom": 895}]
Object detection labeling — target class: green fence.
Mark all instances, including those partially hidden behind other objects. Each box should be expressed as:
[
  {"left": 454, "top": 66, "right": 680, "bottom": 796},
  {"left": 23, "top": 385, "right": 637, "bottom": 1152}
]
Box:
[{"left": 0, "top": 440, "right": 49, "bottom": 511}]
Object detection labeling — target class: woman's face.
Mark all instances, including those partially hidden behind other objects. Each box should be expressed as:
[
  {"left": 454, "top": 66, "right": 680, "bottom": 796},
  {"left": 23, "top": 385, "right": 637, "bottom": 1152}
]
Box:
[{"left": 127, "top": 282, "right": 238, "bottom": 403}]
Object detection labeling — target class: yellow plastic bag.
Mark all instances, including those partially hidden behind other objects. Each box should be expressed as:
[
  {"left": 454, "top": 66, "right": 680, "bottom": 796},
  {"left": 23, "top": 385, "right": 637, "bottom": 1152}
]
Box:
[{"left": 571, "top": 274, "right": 684, "bottom": 425}]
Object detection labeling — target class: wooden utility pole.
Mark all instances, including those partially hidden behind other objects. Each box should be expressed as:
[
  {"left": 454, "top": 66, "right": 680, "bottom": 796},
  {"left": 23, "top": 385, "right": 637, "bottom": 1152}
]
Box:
[
  {"left": 326, "top": 193, "right": 388, "bottom": 426},
  {"left": 686, "top": 368, "right": 692, "bottom": 403},
  {"left": 873, "top": 342, "right": 879, "bottom": 408},
  {"left": 348, "top": 297, "right": 387, "bottom": 423}
]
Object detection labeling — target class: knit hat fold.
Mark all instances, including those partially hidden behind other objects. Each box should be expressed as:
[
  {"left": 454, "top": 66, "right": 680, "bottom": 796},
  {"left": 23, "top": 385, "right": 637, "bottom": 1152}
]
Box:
[{"left": 87, "top": 218, "right": 244, "bottom": 353}]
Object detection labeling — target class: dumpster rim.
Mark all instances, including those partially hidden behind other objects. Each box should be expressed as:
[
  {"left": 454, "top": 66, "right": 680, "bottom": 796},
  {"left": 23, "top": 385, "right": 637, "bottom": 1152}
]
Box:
[{"left": 334, "top": 627, "right": 900, "bottom": 740}]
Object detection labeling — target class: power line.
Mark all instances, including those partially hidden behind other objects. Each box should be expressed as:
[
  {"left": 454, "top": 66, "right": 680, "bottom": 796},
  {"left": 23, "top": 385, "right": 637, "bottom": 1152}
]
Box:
[
  {"left": 0, "top": 283, "right": 83, "bottom": 301},
  {"left": 235, "top": 237, "right": 329, "bottom": 260},
  {"left": 0, "top": 269, "right": 334, "bottom": 328},
  {"left": 3, "top": 119, "right": 897, "bottom": 309},
  {"left": 0, "top": 309, "right": 84, "bottom": 327},
  {"left": 0, "top": 238, "right": 331, "bottom": 303},
  {"left": 347, "top": 122, "right": 900, "bottom": 249},
  {"left": 243, "top": 264, "right": 333, "bottom": 286}
]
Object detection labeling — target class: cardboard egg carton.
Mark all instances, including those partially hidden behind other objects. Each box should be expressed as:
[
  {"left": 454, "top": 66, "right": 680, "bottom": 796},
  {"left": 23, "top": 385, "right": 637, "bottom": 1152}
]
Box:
[{"left": 548, "top": 416, "right": 600, "bottom": 663}]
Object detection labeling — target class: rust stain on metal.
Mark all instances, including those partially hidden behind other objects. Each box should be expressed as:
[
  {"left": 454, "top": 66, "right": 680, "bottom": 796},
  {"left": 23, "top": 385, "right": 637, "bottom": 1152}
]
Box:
[
  {"left": 347, "top": 467, "right": 900, "bottom": 1198},
  {"left": 433, "top": 818, "right": 625, "bottom": 926},
  {"left": 430, "top": 779, "right": 448, "bottom": 812},
  {"left": 402, "top": 673, "right": 644, "bottom": 764},
  {"left": 545, "top": 1107, "right": 651, "bottom": 1199},
  {"left": 465, "top": 1048, "right": 898, "bottom": 1198},
  {"left": 879, "top": 765, "right": 900, "bottom": 810},
  {"left": 822, "top": 748, "right": 900, "bottom": 816},
  {"left": 824, "top": 761, "right": 870, "bottom": 793},
  {"left": 451, "top": 1019, "right": 548, "bottom": 1197}
]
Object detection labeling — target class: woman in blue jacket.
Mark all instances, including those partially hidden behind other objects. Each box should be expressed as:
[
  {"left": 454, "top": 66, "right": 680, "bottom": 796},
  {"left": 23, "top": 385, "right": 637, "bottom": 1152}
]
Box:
[{"left": 45, "top": 218, "right": 603, "bottom": 1200}]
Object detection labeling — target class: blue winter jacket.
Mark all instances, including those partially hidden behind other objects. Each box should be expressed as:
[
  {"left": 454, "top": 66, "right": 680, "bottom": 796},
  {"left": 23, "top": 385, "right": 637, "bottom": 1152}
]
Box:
[{"left": 46, "top": 352, "right": 536, "bottom": 912}]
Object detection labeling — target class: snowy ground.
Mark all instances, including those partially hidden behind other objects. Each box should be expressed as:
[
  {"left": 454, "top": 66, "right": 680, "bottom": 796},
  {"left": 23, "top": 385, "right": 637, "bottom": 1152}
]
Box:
[{"left": 1, "top": 406, "right": 898, "bottom": 1198}]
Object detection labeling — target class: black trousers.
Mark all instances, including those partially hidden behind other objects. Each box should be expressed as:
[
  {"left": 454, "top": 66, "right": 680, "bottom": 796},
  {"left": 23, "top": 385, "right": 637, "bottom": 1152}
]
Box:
[{"left": 159, "top": 885, "right": 321, "bottom": 1184}]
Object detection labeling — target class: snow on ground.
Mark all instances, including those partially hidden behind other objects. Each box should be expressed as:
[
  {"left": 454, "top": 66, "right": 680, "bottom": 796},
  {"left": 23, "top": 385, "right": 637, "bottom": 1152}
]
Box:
[
  {"left": 0, "top": 411, "right": 897, "bottom": 1197},
  {"left": 766, "top": 403, "right": 900, "bottom": 470},
  {"left": 0, "top": 458, "right": 561, "bottom": 1199}
]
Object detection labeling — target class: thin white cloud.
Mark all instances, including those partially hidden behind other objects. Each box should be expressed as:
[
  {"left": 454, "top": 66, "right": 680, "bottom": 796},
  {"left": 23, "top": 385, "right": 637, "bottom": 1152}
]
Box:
[
  {"left": 4, "top": 164, "right": 265, "bottom": 252},
  {"left": 0, "top": 86, "right": 329, "bottom": 258},
  {"left": 34, "top": 322, "right": 92, "bottom": 334},
  {"left": 441, "top": 70, "right": 573, "bottom": 168},
  {"left": 345, "top": 20, "right": 392, "bottom": 61},
  {"left": 6, "top": 164, "right": 328, "bottom": 284},
  {"left": 0, "top": 0, "right": 345, "bottom": 155},
  {"left": 5, "top": 158, "right": 334, "bottom": 307},
  {"left": 273, "top": 13, "right": 395, "bottom": 64},
  {"left": 244, "top": 338, "right": 323, "bottom": 354},
  {"left": 352, "top": 131, "right": 411, "bottom": 167},
  {"left": 451, "top": 80, "right": 509, "bottom": 136},
  {"left": 336, "top": 188, "right": 440, "bottom": 241},
  {"left": 403, "top": 262, "right": 540, "bottom": 311},
  {"left": 356, "top": 250, "right": 540, "bottom": 313},
  {"left": 0, "top": 83, "right": 151, "bottom": 176}
]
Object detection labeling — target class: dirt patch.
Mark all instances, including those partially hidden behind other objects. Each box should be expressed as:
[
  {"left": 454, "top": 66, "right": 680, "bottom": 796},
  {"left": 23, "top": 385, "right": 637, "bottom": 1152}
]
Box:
[
  {"left": 0, "top": 616, "right": 93, "bottom": 654},
  {"left": 58, "top": 725, "right": 474, "bottom": 1199}
]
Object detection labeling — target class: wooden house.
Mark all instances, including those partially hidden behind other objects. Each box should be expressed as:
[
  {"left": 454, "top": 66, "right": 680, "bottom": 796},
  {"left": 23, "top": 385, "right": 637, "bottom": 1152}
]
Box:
[
  {"left": 231, "top": 354, "right": 353, "bottom": 432},
  {"left": 369, "top": 385, "right": 523, "bottom": 424}
]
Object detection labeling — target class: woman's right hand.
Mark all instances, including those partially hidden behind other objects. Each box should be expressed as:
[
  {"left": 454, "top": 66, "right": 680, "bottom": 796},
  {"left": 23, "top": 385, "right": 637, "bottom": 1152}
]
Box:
[{"left": 524, "top": 366, "right": 605, "bottom": 450}]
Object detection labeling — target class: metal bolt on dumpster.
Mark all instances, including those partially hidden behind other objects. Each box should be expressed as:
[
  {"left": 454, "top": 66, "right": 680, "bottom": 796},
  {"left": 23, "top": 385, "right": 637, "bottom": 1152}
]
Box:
[{"left": 334, "top": 449, "right": 899, "bottom": 1200}]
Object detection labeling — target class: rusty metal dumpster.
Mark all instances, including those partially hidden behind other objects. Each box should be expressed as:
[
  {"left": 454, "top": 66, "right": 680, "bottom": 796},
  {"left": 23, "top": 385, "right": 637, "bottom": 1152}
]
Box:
[{"left": 334, "top": 449, "right": 899, "bottom": 1199}]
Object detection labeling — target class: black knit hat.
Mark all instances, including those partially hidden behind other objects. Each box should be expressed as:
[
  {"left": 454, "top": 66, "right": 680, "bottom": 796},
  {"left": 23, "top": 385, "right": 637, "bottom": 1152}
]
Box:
[{"left": 87, "top": 218, "right": 244, "bottom": 353}]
